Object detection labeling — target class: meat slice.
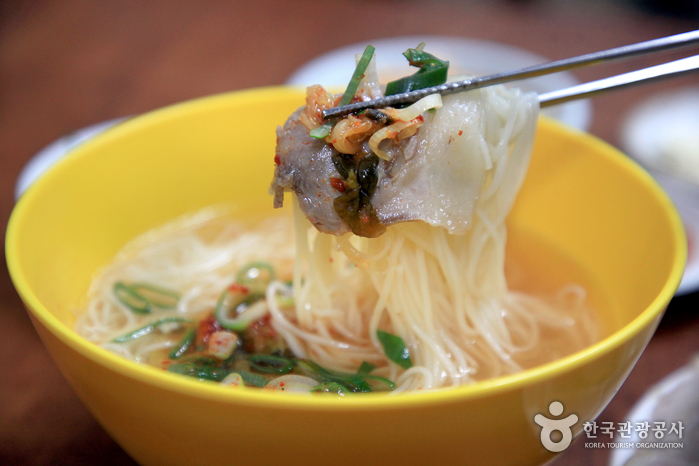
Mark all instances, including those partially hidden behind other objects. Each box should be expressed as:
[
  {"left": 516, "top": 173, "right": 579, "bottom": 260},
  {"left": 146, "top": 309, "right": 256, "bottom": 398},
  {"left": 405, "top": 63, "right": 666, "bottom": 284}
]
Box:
[
  {"left": 271, "top": 85, "right": 539, "bottom": 237},
  {"left": 271, "top": 109, "right": 349, "bottom": 236}
]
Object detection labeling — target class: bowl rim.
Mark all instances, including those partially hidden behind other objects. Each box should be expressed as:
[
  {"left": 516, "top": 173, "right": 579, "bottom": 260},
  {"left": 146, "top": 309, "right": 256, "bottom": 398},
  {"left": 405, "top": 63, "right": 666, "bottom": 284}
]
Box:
[{"left": 5, "top": 86, "right": 687, "bottom": 411}]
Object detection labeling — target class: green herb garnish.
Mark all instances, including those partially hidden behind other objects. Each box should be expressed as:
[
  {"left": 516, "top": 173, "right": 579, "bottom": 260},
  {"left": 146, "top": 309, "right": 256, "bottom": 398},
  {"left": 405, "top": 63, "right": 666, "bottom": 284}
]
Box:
[
  {"left": 310, "top": 44, "right": 376, "bottom": 139},
  {"left": 357, "top": 361, "right": 377, "bottom": 375},
  {"left": 377, "top": 329, "right": 413, "bottom": 369},
  {"left": 385, "top": 45, "right": 449, "bottom": 96}
]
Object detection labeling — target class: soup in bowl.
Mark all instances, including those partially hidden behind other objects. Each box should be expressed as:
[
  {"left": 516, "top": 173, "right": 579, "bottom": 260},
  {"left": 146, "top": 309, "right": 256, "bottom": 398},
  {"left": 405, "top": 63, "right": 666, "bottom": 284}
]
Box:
[{"left": 6, "top": 87, "right": 685, "bottom": 465}]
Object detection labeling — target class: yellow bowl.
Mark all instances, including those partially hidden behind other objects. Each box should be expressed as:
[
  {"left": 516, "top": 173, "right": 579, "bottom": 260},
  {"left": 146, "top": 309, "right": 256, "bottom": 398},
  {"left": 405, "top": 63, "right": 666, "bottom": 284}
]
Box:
[{"left": 6, "top": 87, "right": 686, "bottom": 465}]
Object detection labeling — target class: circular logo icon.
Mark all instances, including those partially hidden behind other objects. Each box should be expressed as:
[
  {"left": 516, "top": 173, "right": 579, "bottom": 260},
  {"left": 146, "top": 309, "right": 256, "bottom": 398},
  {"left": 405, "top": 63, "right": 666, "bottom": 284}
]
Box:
[{"left": 534, "top": 401, "right": 578, "bottom": 452}]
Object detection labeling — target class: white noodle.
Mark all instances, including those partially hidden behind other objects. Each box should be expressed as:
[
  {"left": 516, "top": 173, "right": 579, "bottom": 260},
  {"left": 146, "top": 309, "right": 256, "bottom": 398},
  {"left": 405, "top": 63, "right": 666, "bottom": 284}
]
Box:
[{"left": 74, "top": 85, "right": 599, "bottom": 393}]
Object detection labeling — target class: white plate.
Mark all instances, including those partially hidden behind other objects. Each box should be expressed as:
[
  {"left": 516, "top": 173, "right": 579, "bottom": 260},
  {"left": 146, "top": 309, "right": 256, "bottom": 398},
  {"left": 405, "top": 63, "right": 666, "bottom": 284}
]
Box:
[
  {"left": 621, "top": 87, "right": 699, "bottom": 295},
  {"left": 286, "top": 36, "right": 592, "bottom": 131},
  {"left": 609, "top": 357, "right": 699, "bottom": 466},
  {"left": 15, "top": 118, "right": 127, "bottom": 200}
]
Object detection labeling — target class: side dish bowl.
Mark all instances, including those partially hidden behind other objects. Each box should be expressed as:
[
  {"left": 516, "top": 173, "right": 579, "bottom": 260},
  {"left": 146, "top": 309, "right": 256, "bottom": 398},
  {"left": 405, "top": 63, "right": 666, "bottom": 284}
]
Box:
[{"left": 6, "top": 87, "right": 685, "bottom": 465}]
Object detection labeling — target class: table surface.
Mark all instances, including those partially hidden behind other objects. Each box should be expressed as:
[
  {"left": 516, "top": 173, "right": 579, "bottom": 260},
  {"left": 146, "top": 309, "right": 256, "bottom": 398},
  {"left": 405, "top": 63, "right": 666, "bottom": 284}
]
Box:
[{"left": 1, "top": 1, "right": 698, "bottom": 464}]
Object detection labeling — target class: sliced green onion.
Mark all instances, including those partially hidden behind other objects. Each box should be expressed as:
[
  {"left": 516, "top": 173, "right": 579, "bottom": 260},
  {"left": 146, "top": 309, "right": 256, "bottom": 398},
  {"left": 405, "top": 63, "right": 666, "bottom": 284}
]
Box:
[
  {"left": 130, "top": 283, "right": 179, "bottom": 308},
  {"left": 236, "top": 370, "right": 269, "bottom": 388},
  {"left": 275, "top": 285, "right": 295, "bottom": 307},
  {"left": 312, "top": 382, "right": 351, "bottom": 396},
  {"left": 112, "top": 317, "right": 191, "bottom": 343},
  {"left": 385, "top": 68, "right": 447, "bottom": 95},
  {"left": 113, "top": 282, "right": 150, "bottom": 314},
  {"left": 169, "top": 327, "right": 196, "bottom": 359},
  {"left": 361, "top": 375, "right": 395, "bottom": 391},
  {"left": 377, "top": 329, "right": 413, "bottom": 369},
  {"left": 310, "top": 124, "right": 332, "bottom": 139},
  {"left": 339, "top": 45, "right": 376, "bottom": 107},
  {"left": 310, "top": 44, "right": 376, "bottom": 140},
  {"left": 385, "top": 47, "right": 449, "bottom": 96},
  {"left": 113, "top": 282, "right": 180, "bottom": 314},
  {"left": 295, "top": 359, "right": 373, "bottom": 393},
  {"left": 236, "top": 262, "right": 276, "bottom": 287},
  {"left": 214, "top": 292, "right": 266, "bottom": 332},
  {"left": 357, "top": 361, "right": 377, "bottom": 375},
  {"left": 167, "top": 361, "right": 231, "bottom": 382},
  {"left": 248, "top": 354, "right": 295, "bottom": 374}
]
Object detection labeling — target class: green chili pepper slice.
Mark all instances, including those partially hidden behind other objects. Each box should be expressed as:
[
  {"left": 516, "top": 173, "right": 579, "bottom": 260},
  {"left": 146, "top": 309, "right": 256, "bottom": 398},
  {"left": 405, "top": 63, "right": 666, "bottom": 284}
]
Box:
[
  {"left": 248, "top": 354, "right": 295, "bottom": 374},
  {"left": 310, "top": 44, "right": 376, "bottom": 139},
  {"left": 112, "top": 317, "right": 191, "bottom": 343},
  {"left": 377, "top": 329, "right": 413, "bottom": 369}
]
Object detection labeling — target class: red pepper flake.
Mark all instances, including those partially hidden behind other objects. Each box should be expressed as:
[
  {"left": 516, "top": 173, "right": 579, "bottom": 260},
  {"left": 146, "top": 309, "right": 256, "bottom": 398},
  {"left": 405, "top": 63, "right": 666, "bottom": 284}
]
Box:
[
  {"left": 329, "top": 177, "right": 346, "bottom": 193},
  {"left": 274, "top": 153, "right": 281, "bottom": 166},
  {"left": 228, "top": 283, "right": 249, "bottom": 294},
  {"left": 458, "top": 130, "right": 463, "bottom": 136},
  {"left": 196, "top": 314, "right": 222, "bottom": 348},
  {"left": 279, "top": 381, "right": 286, "bottom": 387},
  {"left": 251, "top": 315, "right": 276, "bottom": 337}
]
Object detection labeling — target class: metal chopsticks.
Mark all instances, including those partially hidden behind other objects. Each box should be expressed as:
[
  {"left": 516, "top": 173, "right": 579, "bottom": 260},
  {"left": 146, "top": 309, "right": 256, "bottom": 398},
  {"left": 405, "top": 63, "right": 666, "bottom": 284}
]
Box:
[
  {"left": 321, "top": 29, "right": 699, "bottom": 119},
  {"left": 539, "top": 54, "right": 699, "bottom": 107}
]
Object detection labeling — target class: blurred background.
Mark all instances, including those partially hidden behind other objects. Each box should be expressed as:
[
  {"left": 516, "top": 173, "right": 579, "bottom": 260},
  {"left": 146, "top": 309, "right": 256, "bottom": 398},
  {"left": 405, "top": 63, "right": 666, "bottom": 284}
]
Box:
[{"left": 1, "top": 0, "right": 698, "bottom": 464}]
